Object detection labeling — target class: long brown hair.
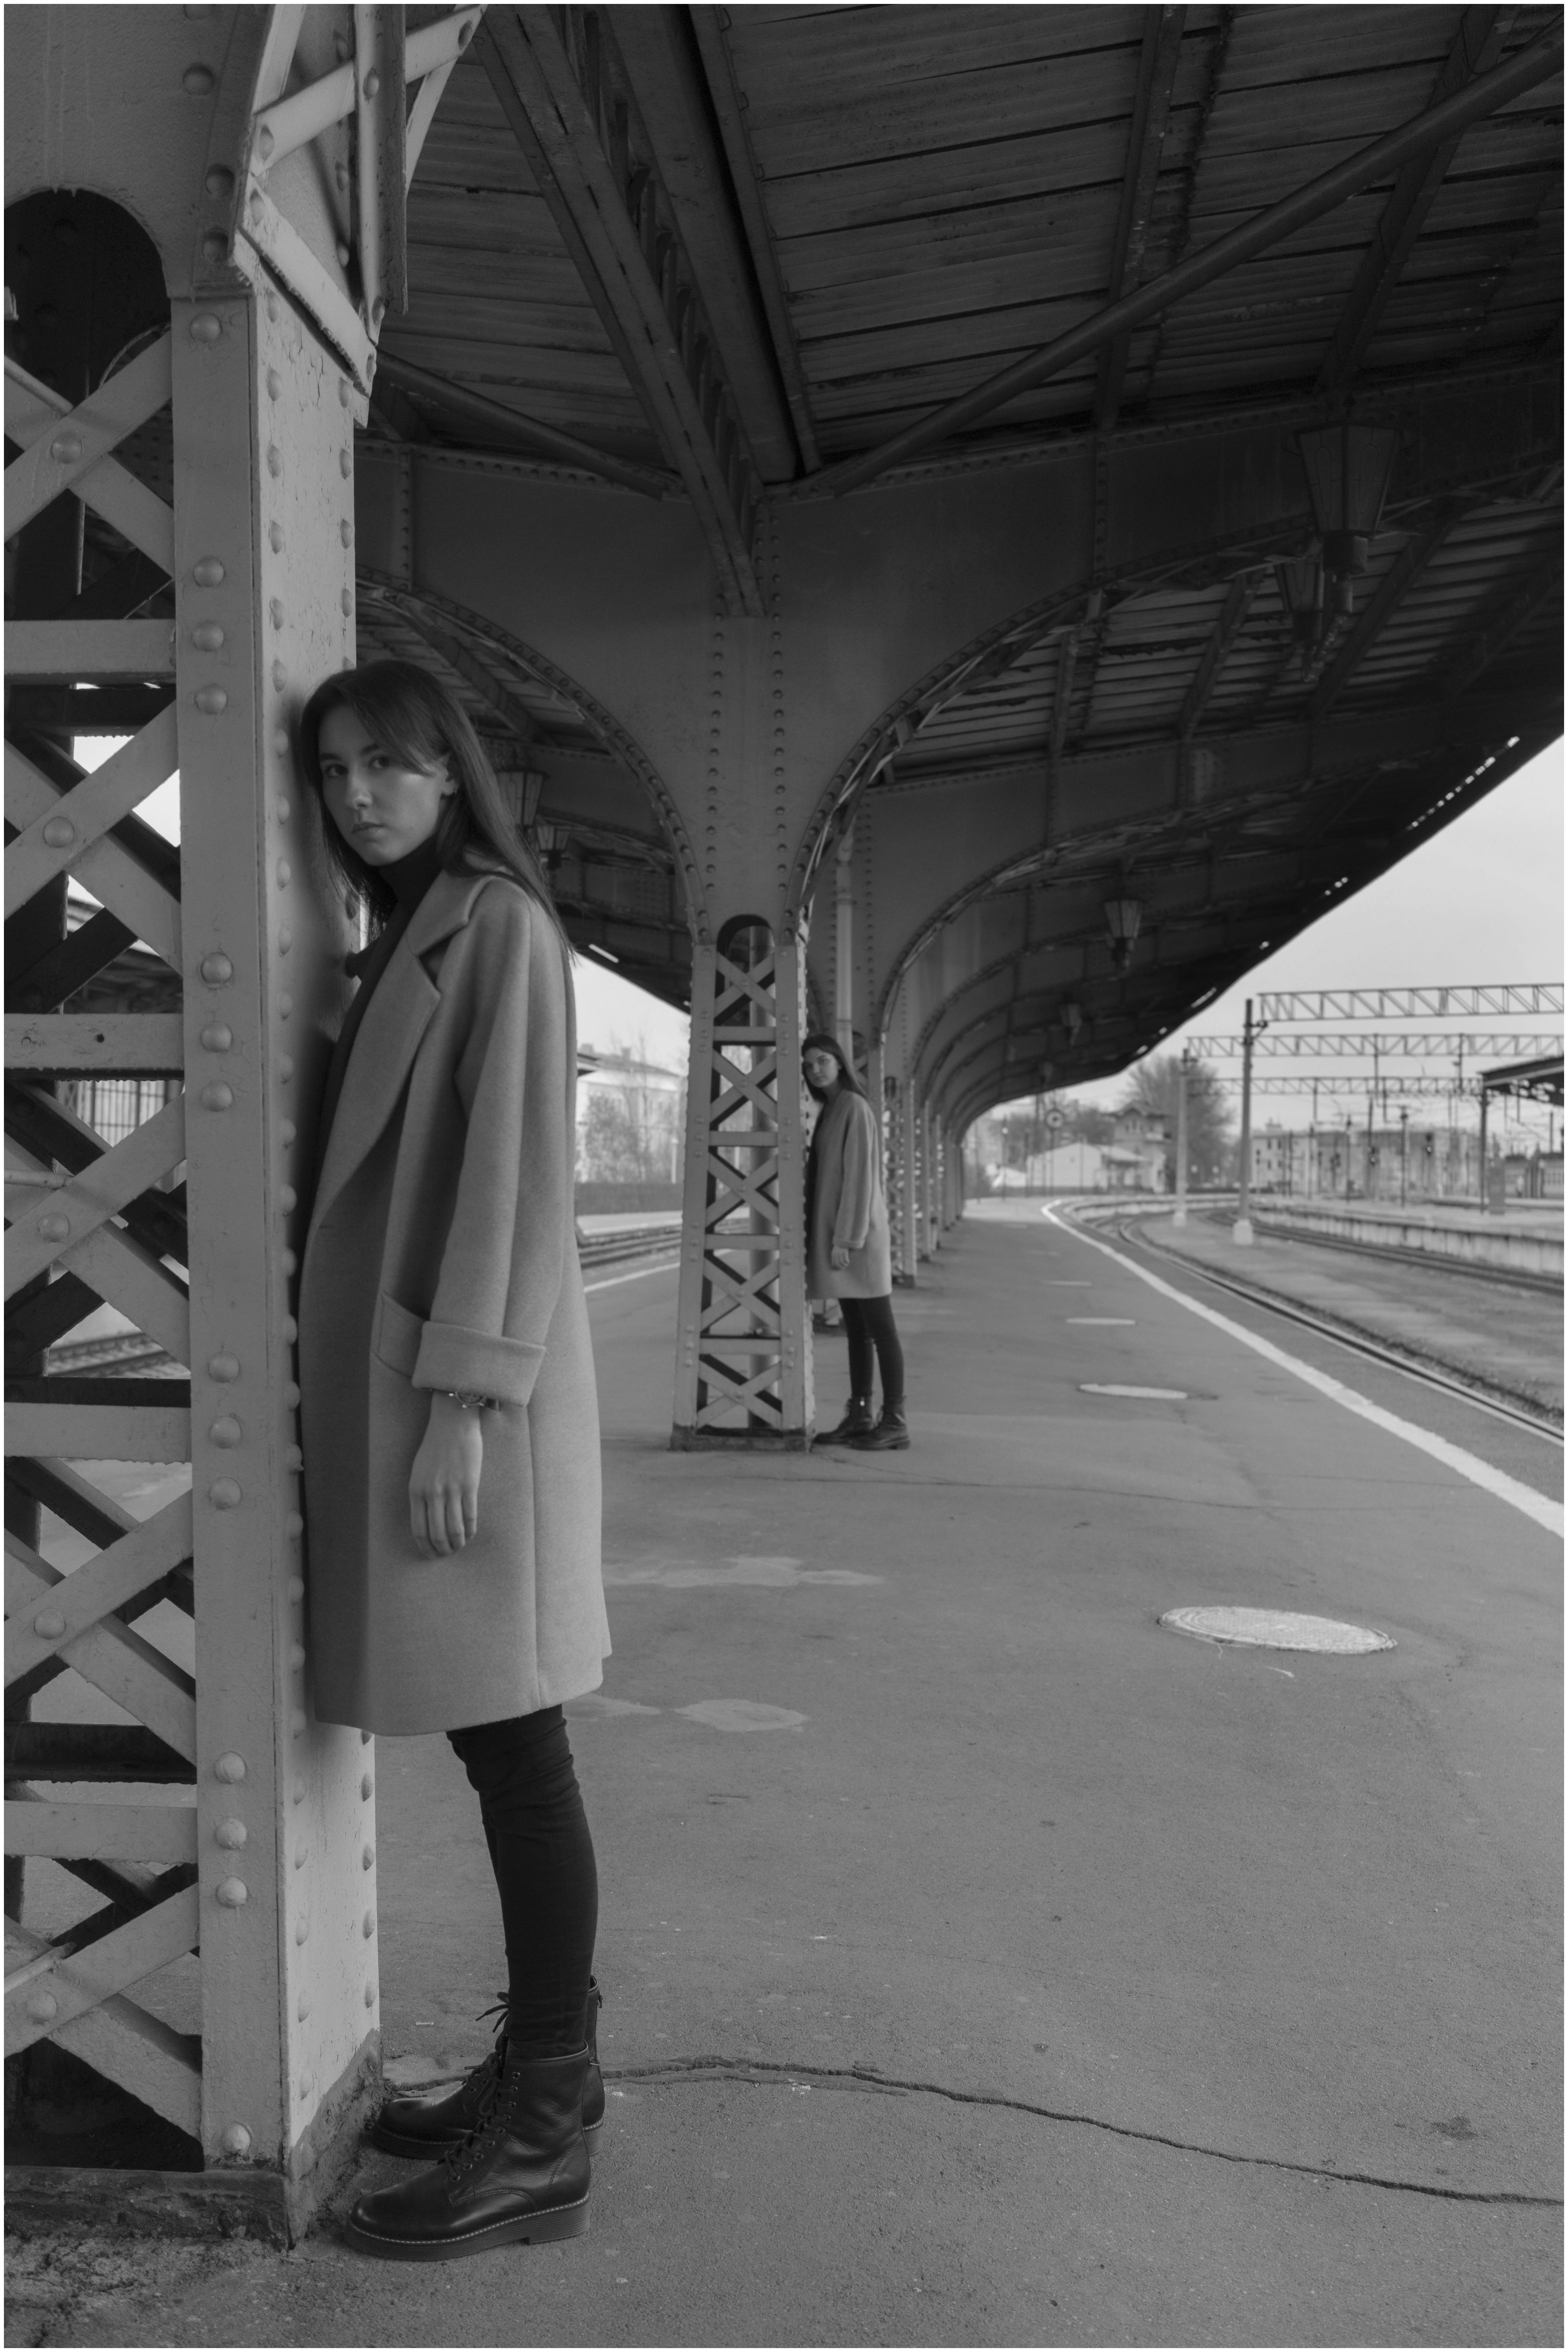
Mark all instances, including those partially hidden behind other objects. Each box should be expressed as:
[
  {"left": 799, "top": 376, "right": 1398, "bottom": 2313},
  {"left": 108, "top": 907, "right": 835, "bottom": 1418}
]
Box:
[{"left": 298, "top": 659, "right": 568, "bottom": 950}]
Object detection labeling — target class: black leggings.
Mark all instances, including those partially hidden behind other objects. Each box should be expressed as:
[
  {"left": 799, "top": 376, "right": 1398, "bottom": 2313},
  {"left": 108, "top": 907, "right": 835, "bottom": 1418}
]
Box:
[
  {"left": 446, "top": 1707, "right": 598, "bottom": 2057},
  {"left": 840, "top": 1293, "right": 904, "bottom": 1409}
]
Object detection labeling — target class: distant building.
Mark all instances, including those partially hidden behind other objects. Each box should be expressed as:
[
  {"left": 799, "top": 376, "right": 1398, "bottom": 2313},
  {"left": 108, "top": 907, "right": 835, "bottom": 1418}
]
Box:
[
  {"left": 1248, "top": 1122, "right": 1485, "bottom": 1203},
  {"left": 576, "top": 1046, "right": 686, "bottom": 1186}
]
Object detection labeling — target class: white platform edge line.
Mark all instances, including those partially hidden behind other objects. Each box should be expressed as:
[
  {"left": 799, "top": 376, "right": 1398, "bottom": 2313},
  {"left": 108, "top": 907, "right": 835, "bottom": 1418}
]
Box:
[
  {"left": 1044, "top": 1207, "right": 1564, "bottom": 1541},
  {"left": 583, "top": 1256, "right": 679, "bottom": 1295}
]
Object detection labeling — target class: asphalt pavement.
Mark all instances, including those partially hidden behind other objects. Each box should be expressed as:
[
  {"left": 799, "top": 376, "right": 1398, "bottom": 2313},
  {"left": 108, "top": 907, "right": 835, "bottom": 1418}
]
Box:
[{"left": 11, "top": 1208, "right": 1563, "bottom": 2348}]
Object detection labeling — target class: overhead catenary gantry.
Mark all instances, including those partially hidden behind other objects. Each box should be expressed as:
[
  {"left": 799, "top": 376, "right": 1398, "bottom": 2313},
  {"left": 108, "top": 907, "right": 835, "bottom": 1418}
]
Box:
[{"left": 4, "top": 1, "right": 1563, "bottom": 2220}]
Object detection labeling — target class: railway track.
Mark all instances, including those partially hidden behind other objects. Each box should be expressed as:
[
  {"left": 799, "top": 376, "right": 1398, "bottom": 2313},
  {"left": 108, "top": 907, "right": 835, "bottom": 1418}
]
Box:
[{"left": 1077, "top": 1203, "right": 1563, "bottom": 1446}]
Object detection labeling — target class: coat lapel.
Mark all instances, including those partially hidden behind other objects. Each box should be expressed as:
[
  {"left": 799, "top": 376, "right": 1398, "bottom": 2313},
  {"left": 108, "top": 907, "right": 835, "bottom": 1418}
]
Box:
[{"left": 307, "top": 868, "right": 493, "bottom": 1235}]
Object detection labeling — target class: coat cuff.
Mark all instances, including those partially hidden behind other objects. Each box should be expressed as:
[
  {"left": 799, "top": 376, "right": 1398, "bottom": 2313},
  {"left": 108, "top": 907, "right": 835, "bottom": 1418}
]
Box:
[{"left": 412, "top": 1321, "right": 546, "bottom": 1407}]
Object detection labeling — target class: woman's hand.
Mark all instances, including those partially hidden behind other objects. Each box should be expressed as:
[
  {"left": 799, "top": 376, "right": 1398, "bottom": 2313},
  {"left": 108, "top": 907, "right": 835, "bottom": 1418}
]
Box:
[
  {"left": 830, "top": 1244, "right": 851, "bottom": 1271},
  {"left": 410, "top": 1394, "right": 483, "bottom": 1557}
]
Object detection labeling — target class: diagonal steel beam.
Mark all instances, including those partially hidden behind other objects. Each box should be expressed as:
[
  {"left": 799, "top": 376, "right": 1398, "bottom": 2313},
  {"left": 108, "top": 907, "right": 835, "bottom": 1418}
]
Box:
[
  {"left": 372, "top": 349, "right": 673, "bottom": 497},
  {"left": 1316, "top": 8, "right": 1507, "bottom": 394},
  {"left": 1178, "top": 573, "right": 1258, "bottom": 737},
  {"left": 819, "top": 20, "right": 1564, "bottom": 496},
  {"left": 1309, "top": 501, "right": 1466, "bottom": 718},
  {"left": 476, "top": 6, "right": 764, "bottom": 615},
  {"left": 1096, "top": 7, "right": 1187, "bottom": 431},
  {"left": 1436, "top": 557, "right": 1559, "bottom": 700}
]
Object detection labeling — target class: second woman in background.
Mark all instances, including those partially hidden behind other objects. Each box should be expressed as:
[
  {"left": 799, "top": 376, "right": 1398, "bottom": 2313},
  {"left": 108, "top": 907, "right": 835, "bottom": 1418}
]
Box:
[{"left": 802, "top": 1033, "right": 908, "bottom": 1451}]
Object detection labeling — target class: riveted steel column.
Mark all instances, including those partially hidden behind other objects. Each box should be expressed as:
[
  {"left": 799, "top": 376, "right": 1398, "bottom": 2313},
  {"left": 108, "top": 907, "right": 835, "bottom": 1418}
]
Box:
[{"left": 172, "top": 283, "right": 372, "bottom": 2189}]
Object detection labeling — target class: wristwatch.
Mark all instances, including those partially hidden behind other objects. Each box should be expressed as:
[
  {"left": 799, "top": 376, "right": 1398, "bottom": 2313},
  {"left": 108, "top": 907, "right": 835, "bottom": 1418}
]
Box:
[{"left": 435, "top": 1388, "right": 502, "bottom": 1412}]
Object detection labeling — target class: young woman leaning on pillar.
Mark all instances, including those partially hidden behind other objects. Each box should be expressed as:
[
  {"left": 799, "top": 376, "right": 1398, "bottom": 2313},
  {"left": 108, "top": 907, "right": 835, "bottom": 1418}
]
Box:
[
  {"left": 803, "top": 1032, "right": 909, "bottom": 1450},
  {"left": 295, "top": 659, "right": 610, "bottom": 2262}
]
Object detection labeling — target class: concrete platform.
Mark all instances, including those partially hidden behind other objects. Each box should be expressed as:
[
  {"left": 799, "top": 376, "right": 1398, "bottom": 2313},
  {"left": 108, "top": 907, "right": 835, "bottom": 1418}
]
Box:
[{"left": 9, "top": 1217, "right": 1563, "bottom": 2347}]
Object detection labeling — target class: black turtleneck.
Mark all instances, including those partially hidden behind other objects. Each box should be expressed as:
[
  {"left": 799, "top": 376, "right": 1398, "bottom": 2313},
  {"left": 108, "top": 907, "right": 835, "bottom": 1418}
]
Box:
[{"left": 313, "top": 836, "right": 447, "bottom": 1185}]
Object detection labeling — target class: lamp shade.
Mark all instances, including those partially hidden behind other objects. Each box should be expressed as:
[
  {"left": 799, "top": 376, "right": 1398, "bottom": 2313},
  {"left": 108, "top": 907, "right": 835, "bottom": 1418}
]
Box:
[
  {"left": 1102, "top": 897, "right": 1143, "bottom": 945},
  {"left": 1296, "top": 423, "right": 1399, "bottom": 578},
  {"left": 1274, "top": 555, "right": 1323, "bottom": 646}
]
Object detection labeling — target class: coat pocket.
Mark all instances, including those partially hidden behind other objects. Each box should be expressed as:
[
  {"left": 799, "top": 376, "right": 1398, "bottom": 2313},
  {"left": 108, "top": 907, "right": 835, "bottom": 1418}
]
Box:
[{"left": 372, "top": 1291, "right": 425, "bottom": 1378}]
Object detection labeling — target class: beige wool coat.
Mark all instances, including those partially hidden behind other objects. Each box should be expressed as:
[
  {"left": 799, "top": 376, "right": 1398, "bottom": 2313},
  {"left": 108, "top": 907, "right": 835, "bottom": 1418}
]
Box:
[
  {"left": 806, "top": 1089, "right": 893, "bottom": 1299},
  {"left": 299, "top": 868, "right": 609, "bottom": 1735}
]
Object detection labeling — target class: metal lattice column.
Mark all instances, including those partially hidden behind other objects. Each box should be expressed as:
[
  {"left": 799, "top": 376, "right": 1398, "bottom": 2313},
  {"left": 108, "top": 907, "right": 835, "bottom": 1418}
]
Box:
[{"left": 672, "top": 931, "right": 813, "bottom": 1445}]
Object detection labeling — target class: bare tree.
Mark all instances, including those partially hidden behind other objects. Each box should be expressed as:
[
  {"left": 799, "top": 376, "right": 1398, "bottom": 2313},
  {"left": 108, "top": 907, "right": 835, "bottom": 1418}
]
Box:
[{"left": 1119, "top": 1054, "right": 1234, "bottom": 1184}]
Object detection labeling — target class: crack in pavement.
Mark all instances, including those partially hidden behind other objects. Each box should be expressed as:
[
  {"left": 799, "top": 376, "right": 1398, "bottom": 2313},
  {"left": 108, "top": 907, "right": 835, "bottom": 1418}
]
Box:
[{"left": 608, "top": 2055, "right": 1563, "bottom": 2210}]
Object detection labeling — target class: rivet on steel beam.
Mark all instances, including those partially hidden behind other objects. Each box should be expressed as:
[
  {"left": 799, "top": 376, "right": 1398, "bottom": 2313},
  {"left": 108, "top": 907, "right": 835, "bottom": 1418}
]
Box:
[
  {"left": 269, "top": 599, "right": 285, "bottom": 630},
  {"left": 33, "top": 1609, "right": 66, "bottom": 1641},
  {"left": 209, "top": 1416, "right": 242, "bottom": 1448},
  {"left": 213, "top": 1752, "right": 246, "bottom": 1782},
  {"left": 183, "top": 62, "right": 215, "bottom": 93},
  {"left": 200, "top": 1022, "right": 232, "bottom": 1053},
  {"left": 278, "top": 994, "right": 294, "bottom": 1020},
  {"left": 287, "top": 1573, "right": 305, "bottom": 1601},
  {"left": 37, "top": 1213, "right": 71, "bottom": 1243},
  {"left": 267, "top": 446, "right": 283, "bottom": 478},
  {"left": 276, "top": 795, "right": 291, "bottom": 821},
  {"left": 293, "top": 1838, "right": 307, "bottom": 1867},
  {"left": 340, "top": 590, "right": 354, "bottom": 617},
  {"left": 272, "top": 662, "right": 287, "bottom": 692},
  {"left": 278, "top": 927, "right": 293, "bottom": 953},
  {"left": 340, "top": 523, "right": 354, "bottom": 553},
  {"left": 201, "top": 234, "right": 229, "bottom": 265},
  {"left": 265, "top": 290, "right": 279, "bottom": 322},
  {"left": 281, "top": 1248, "right": 298, "bottom": 1276},
  {"left": 192, "top": 556, "right": 225, "bottom": 588},
  {"left": 41, "top": 815, "right": 75, "bottom": 848},
  {"left": 215, "top": 1818, "right": 247, "bottom": 1848},
  {"left": 370, "top": 298, "right": 385, "bottom": 330},
  {"left": 290, "top": 1707, "right": 307, "bottom": 1737},
  {"left": 365, "top": 1980, "right": 376, "bottom": 2007},
  {"left": 284, "top": 1315, "right": 299, "bottom": 1341},
  {"left": 291, "top": 1773, "right": 307, "bottom": 1803},
  {"left": 215, "top": 1878, "right": 248, "bottom": 1907},
  {"left": 49, "top": 432, "right": 82, "bottom": 465},
  {"left": 336, "top": 240, "right": 351, "bottom": 268},
  {"left": 221, "top": 2123, "right": 252, "bottom": 2155},
  {"left": 285, "top": 1445, "right": 303, "bottom": 1472},
  {"left": 362, "top": 66, "right": 381, "bottom": 97},
  {"left": 190, "top": 313, "right": 223, "bottom": 342},
  {"left": 200, "top": 951, "right": 233, "bottom": 984},
  {"left": 205, "top": 165, "right": 233, "bottom": 198},
  {"left": 289, "top": 1644, "right": 306, "bottom": 1672},
  {"left": 191, "top": 621, "right": 225, "bottom": 652},
  {"left": 285, "top": 1512, "right": 304, "bottom": 1540},
  {"left": 361, "top": 1774, "right": 374, "bottom": 1801},
  {"left": 294, "top": 1913, "right": 310, "bottom": 1944},
  {"left": 339, "top": 450, "right": 352, "bottom": 478},
  {"left": 362, "top": 1912, "right": 376, "bottom": 1939},
  {"left": 257, "top": 125, "right": 275, "bottom": 161},
  {"left": 281, "top": 1119, "right": 298, "bottom": 1145},
  {"left": 27, "top": 1991, "right": 58, "bottom": 2023},
  {"left": 339, "top": 378, "right": 351, "bottom": 408},
  {"left": 279, "top": 1055, "right": 295, "bottom": 1081},
  {"left": 208, "top": 1353, "right": 240, "bottom": 1382},
  {"left": 337, "top": 160, "right": 351, "bottom": 192},
  {"left": 209, "top": 1478, "right": 242, "bottom": 1509},
  {"left": 200, "top": 1081, "right": 234, "bottom": 1111},
  {"left": 361, "top": 1843, "right": 374, "bottom": 1871},
  {"left": 284, "top": 1384, "right": 301, "bottom": 1413},
  {"left": 266, "top": 369, "right": 281, "bottom": 401},
  {"left": 297, "top": 1992, "right": 312, "bottom": 2020},
  {"left": 279, "top": 1184, "right": 298, "bottom": 1212},
  {"left": 194, "top": 685, "right": 228, "bottom": 715},
  {"left": 276, "top": 858, "right": 291, "bottom": 887}
]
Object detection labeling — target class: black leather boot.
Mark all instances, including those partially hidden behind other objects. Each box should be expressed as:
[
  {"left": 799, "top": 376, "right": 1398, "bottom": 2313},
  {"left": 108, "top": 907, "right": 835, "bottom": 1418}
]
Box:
[
  {"left": 816, "top": 1395, "right": 874, "bottom": 1444},
  {"left": 852, "top": 1403, "right": 910, "bottom": 1451},
  {"left": 368, "top": 1982, "right": 604, "bottom": 2158},
  {"left": 346, "top": 2043, "right": 592, "bottom": 2261}
]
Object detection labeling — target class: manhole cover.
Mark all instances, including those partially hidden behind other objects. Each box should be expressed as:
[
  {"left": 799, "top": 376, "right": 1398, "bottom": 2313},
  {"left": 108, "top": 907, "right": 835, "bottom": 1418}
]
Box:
[
  {"left": 1161, "top": 1607, "right": 1394, "bottom": 1654},
  {"left": 1082, "top": 1383, "right": 1189, "bottom": 1400}
]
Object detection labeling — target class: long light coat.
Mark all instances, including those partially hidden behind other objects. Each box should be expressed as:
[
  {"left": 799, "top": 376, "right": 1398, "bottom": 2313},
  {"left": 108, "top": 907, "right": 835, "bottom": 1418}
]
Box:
[
  {"left": 299, "top": 869, "right": 609, "bottom": 1735},
  {"left": 806, "top": 1089, "right": 893, "bottom": 1299}
]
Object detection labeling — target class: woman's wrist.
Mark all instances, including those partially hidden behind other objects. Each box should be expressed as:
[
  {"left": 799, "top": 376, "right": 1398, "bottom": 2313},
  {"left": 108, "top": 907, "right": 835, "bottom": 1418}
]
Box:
[{"left": 428, "top": 1387, "right": 499, "bottom": 1414}]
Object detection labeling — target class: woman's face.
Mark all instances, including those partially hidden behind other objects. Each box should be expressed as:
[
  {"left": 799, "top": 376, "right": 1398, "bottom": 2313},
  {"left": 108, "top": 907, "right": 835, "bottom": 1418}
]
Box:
[
  {"left": 317, "top": 706, "right": 456, "bottom": 866},
  {"left": 804, "top": 1047, "right": 842, "bottom": 1095}
]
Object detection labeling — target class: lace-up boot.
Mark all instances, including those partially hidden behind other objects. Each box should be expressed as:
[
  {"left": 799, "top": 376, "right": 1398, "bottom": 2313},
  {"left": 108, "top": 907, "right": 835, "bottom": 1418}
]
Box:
[
  {"left": 368, "top": 1982, "right": 604, "bottom": 2158},
  {"left": 851, "top": 1401, "right": 910, "bottom": 1451},
  {"left": 816, "top": 1395, "right": 874, "bottom": 1444},
  {"left": 346, "top": 2042, "right": 592, "bottom": 2261}
]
